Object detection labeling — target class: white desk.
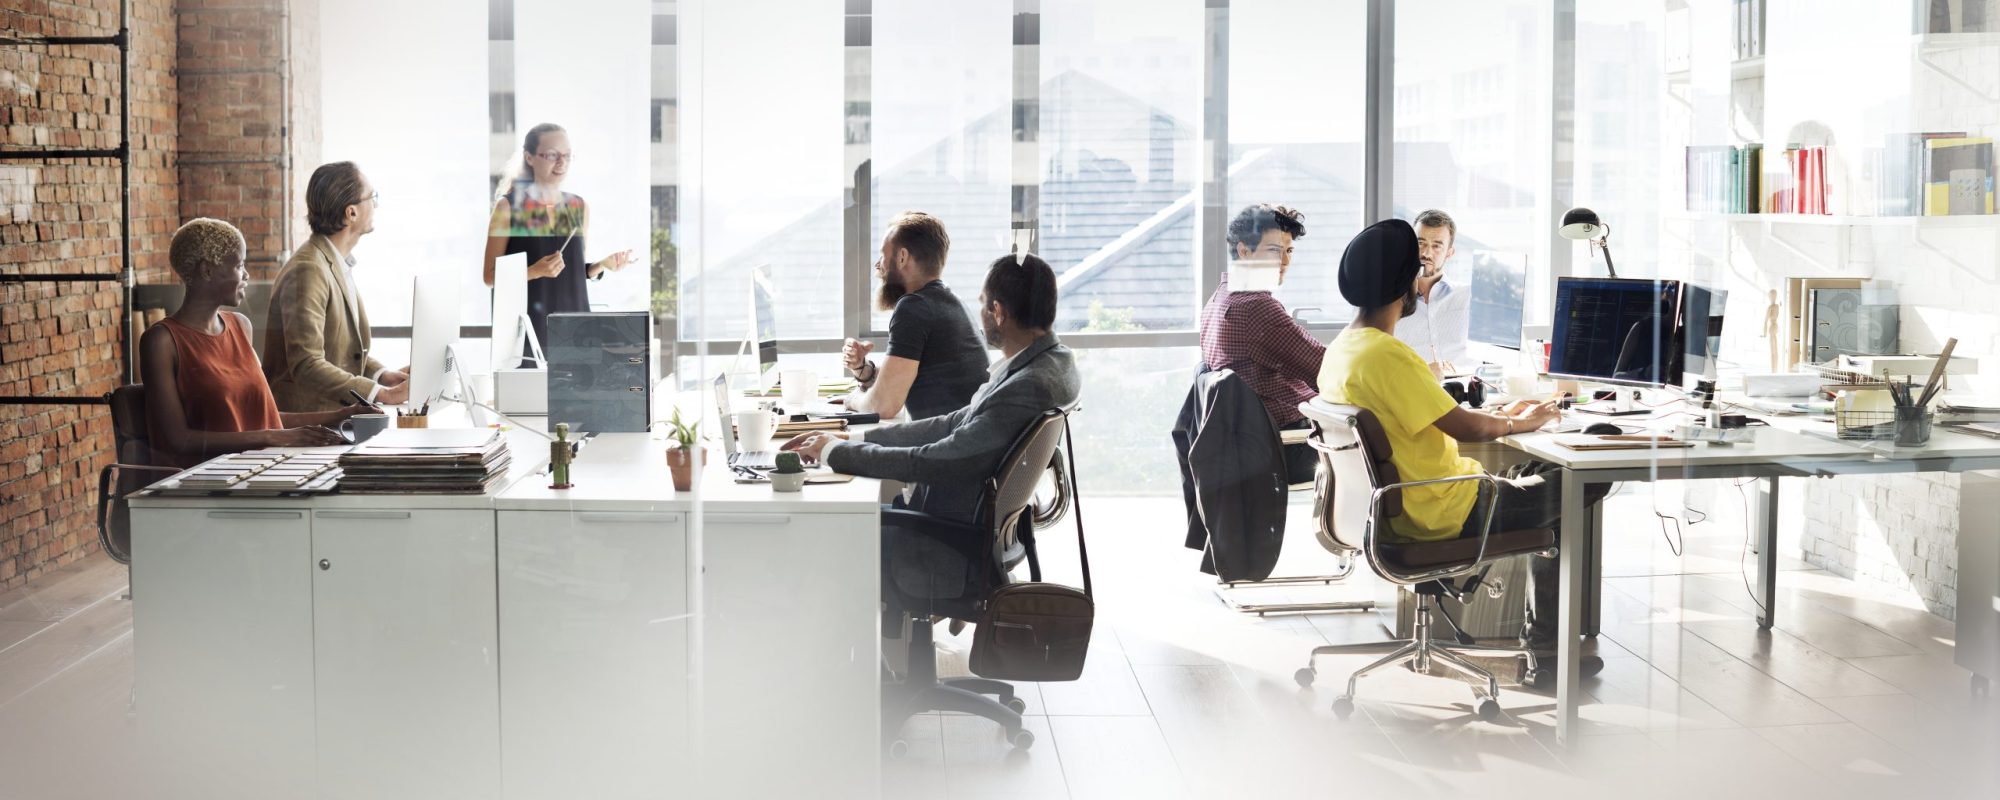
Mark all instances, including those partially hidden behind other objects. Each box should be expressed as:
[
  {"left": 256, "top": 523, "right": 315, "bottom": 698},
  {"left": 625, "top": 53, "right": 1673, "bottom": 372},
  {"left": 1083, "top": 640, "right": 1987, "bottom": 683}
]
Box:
[
  {"left": 129, "top": 425, "right": 883, "bottom": 800},
  {"left": 1500, "top": 416, "right": 2000, "bottom": 745}
]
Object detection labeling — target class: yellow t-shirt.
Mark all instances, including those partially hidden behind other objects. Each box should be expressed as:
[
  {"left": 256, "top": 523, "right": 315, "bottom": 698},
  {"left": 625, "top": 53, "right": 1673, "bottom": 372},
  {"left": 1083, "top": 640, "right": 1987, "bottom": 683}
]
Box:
[{"left": 1316, "top": 326, "right": 1482, "bottom": 542}]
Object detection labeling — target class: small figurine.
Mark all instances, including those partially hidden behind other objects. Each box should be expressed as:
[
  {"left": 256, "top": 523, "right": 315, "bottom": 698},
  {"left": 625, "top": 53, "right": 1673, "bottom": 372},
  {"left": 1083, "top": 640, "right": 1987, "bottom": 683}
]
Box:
[
  {"left": 549, "top": 422, "right": 575, "bottom": 489},
  {"left": 1763, "top": 289, "right": 1781, "bottom": 372}
]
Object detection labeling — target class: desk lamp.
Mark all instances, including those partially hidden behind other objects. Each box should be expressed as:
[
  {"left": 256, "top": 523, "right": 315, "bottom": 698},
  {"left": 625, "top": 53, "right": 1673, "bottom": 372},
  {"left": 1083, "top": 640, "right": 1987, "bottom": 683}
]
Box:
[{"left": 1559, "top": 207, "right": 1617, "bottom": 278}]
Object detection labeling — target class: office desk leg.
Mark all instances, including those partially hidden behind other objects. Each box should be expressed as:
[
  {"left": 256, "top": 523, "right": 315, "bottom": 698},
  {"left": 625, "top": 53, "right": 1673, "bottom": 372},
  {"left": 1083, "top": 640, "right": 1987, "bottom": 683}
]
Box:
[
  {"left": 1556, "top": 469, "right": 1586, "bottom": 746},
  {"left": 1757, "top": 476, "right": 1781, "bottom": 629},
  {"left": 1585, "top": 497, "right": 1605, "bottom": 637}
]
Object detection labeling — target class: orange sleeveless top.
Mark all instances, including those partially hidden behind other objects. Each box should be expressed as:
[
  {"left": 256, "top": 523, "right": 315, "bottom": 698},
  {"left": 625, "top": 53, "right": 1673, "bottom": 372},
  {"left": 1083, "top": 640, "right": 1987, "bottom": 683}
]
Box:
[{"left": 153, "top": 314, "right": 285, "bottom": 462}]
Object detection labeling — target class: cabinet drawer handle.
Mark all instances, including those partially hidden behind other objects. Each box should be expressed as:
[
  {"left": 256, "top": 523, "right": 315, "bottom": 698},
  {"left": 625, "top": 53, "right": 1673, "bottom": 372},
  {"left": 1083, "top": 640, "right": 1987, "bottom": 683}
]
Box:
[
  {"left": 707, "top": 514, "right": 792, "bottom": 526},
  {"left": 577, "top": 512, "right": 683, "bottom": 524},
  {"left": 315, "top": 510, "right": 413, "bottom": 520},
  {"left": 205, "top": 510, "right": 303, "bottom": 520}
]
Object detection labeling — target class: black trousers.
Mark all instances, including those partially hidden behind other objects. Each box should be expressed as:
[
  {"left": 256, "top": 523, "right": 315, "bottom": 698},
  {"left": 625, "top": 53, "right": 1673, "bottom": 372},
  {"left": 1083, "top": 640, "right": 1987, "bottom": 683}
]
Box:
[{"left": 1457, "top": 463, "right": 1611, "bottom": 648}]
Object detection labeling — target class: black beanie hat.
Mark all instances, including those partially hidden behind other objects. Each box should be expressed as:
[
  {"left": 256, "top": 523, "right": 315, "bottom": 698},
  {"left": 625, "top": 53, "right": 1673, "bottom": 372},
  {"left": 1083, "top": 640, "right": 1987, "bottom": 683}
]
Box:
[{"left": 1337, "top": 218, "right": 1422, "bottom": 308}]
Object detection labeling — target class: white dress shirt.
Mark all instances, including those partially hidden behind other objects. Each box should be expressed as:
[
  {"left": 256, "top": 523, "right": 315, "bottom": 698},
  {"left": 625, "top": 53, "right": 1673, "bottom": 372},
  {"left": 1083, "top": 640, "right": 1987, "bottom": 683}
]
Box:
[{"left": 1394, "top": 277, "right": 1473, "bottom": 371}]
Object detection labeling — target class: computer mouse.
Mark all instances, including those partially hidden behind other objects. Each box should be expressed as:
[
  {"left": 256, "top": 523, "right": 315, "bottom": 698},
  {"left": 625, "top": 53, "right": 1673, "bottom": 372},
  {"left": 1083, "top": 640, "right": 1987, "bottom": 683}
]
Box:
[{"left": 1583, "top": 422, "right": 1624, "bottom": 436}]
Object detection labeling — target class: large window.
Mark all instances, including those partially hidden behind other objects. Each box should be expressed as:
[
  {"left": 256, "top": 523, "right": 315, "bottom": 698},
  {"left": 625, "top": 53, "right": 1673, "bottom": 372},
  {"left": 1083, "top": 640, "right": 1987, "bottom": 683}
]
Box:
[
  {"left": 1227, "top": 0, "right": 1368, "bottom": 319},
  {"left": 1393, "top": 0, "right": 1554, "bottom": 340},
  {"left": 1039, "top": 0, "right": 1202, "bottom": 333}
]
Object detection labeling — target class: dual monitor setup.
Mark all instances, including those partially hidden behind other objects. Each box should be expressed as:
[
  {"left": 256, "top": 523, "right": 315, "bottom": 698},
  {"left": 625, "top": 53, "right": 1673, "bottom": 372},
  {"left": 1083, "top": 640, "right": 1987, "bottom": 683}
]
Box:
[{"left": 1548, "top": 276, "right": 1727, "bottom": 395}]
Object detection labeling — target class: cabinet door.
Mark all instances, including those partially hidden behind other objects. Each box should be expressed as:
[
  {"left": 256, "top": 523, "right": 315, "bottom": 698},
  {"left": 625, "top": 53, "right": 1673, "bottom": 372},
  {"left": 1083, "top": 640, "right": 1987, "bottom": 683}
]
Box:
[
  {"left": 131, "top": 507, "right": 315, "bottom": 800},
  {"left": 700, "top": 511, "right": 879, "bottom": 799},
  {"left": 311, "top": 509, "right": 498, "bottom": 799},
  {"left": 497, "top": 510, "right": 690, "bottom": 800}
]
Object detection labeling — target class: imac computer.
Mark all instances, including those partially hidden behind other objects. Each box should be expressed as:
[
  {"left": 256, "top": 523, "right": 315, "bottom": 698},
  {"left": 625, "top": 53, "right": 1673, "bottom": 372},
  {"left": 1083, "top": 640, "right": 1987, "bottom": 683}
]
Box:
[
  {"left": 1548, "top": 277, "right": 1685, "bottom": 389},
  {"left": 729, "top": 264, "right": 781, "bottom": 390},
  {"left": 1679, "top": 282, "right": 1728, "bottom": 386},
  {"left": 408, "top": 271, "right": 485, "bottom": 424},
  {"left": 489, "top": 251, "right": 543, "bottom": 371}
]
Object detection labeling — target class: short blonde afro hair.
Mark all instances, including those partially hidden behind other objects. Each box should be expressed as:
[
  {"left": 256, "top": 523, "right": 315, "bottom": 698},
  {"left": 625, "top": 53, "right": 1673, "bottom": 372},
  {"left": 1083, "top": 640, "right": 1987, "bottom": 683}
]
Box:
[{"left": 169, "top": 218, "right": 247, "bottom": 284}]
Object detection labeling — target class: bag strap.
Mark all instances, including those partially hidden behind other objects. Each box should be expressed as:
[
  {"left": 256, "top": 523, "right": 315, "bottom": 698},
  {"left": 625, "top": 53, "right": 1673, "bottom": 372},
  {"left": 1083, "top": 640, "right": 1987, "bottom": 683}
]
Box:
[{"left": 1062, "top": 416, "right": 1092, "bottom": 599}]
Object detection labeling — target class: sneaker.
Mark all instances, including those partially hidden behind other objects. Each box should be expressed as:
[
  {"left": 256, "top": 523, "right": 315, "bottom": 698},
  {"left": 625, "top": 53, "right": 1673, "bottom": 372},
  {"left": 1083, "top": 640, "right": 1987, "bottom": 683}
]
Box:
[{"left": 1520, "top": 651, "right": 1604, "bottom": 686}]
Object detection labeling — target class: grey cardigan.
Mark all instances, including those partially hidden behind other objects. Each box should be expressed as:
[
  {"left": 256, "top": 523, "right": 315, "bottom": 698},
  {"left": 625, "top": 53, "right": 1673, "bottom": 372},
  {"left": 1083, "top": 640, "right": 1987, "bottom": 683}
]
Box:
[{"left": 827, "top": 333, "right": 1081, "bottom": 523}]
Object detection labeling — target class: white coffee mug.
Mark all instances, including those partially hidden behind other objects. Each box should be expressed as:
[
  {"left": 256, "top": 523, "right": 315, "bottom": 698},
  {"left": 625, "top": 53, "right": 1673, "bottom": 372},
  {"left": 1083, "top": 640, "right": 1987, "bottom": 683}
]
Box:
[
  {"left": 781, "top": 370, "right": 818, "bottom": 411},
  {"left": 340, "top": 413, "right": 392, "bottom": 444},
  {"left": 733, "top": 409, "right": 776, "bottom": 445}
]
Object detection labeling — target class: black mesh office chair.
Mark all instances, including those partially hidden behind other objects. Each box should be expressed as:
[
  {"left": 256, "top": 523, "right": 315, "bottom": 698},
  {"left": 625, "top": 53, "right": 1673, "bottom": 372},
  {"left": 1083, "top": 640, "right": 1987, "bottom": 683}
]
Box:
[
  {"left": 1293, "top": 400, "right": 1554, "bottom": 721},
  {"left": 880, "top": 408, "right": 1073, "bottom": 754},
  {"left": 97, "top": 384, "right": 178, "bottom": 564}
]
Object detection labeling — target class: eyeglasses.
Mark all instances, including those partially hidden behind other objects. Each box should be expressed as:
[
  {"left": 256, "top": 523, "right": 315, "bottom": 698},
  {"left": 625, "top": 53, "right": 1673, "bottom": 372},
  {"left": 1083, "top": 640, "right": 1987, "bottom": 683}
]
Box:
[
  {"left": 354, "top": 190, "right": 379, "bottom": 208},
  {"left": 535, "top": 151, "right": 573, "bottom": 164}
]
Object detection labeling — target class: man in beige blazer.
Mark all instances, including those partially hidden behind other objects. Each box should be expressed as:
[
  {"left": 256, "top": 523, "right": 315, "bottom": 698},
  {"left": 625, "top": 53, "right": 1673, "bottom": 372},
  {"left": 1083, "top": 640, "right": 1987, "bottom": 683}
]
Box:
[{"left": 265, "top": 162, "right": 412, "bottom": 411}]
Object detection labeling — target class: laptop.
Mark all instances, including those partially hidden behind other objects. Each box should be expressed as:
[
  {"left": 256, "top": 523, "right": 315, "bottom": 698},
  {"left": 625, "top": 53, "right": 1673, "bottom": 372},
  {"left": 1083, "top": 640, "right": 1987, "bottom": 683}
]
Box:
[{"left": 713, "top": 374, "right": 777, "bottom": 470}]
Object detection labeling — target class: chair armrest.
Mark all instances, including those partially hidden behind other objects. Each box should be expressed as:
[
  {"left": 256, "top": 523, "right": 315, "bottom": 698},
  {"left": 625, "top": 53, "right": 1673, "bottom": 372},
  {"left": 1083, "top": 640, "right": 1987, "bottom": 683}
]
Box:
[{"left": 1364, "top": 473, "right": 1502, "bottom": 586}]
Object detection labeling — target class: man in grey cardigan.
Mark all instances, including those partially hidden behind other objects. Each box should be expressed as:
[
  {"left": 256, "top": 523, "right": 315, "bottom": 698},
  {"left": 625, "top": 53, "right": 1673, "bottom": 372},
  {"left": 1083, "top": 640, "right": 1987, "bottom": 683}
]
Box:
[{"left": 783, "top": 253, "right": 1080, "bottom": 524}]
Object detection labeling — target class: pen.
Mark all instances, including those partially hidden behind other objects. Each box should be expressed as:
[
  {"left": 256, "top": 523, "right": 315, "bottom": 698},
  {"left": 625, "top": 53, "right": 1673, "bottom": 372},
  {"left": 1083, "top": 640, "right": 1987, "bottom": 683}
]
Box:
[{"left": 346, "top": 388, "right": 379, "bottom": 410}]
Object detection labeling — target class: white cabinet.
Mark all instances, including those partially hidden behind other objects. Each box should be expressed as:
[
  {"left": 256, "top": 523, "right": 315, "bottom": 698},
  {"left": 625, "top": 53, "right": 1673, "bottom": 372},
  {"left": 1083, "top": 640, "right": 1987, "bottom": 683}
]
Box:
[
  {"left": 131, "top": 507, "right": 316, "bottom": 800},
  {"left": 497, "top": 510, "right": 690, "bottom": 800},
  {"left": 700, "top": 510, "right": 879, "bottom": 799},
  {"left": 310, "top": 509, "right": 499, "bottom": 799}
]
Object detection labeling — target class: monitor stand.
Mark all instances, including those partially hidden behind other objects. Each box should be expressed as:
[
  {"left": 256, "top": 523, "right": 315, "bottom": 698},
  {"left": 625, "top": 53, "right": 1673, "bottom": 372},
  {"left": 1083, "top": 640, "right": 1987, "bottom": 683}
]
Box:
[{"left": 1574, "top": 388, "right": 1651, "bottom": 416}]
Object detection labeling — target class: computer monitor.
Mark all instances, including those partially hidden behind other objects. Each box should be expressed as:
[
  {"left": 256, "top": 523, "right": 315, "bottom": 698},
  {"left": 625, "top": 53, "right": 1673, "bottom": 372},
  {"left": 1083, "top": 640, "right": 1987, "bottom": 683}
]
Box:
[
  {"left": 1548, "top": 277, "right": 1684, "bottom": 388},
  {"left": 489, "top": 251, "right": 539, "bottom": 371},
  {"left": 1679, "top": 282, "right": 1728, "bottom": 386},
  {"left": 1468, "top": 250, "right": 1527, "bottom": 349},
  {"left": 408, "top": 270, "right": 462, "bottom": 407}
]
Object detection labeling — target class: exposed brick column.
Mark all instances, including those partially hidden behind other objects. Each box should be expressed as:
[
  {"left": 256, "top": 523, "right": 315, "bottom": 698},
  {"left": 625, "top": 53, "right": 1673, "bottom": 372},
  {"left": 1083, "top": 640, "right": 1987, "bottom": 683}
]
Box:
[{"left": 175, "top": 0, "right": 289, "bottom": 278}]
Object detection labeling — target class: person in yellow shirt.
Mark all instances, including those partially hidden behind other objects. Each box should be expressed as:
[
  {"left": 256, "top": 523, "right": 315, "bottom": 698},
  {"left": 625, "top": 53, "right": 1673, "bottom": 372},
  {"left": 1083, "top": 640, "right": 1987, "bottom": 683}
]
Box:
[{"left": 1317, "top": 218, "right": 1605, "bottom": 678}]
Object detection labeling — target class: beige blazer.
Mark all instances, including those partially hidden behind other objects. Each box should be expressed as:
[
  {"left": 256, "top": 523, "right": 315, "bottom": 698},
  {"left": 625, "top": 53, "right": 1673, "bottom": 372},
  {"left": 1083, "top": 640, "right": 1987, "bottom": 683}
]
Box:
[{"left": 264, "top": 234, "right": 386, "bottom": 412}]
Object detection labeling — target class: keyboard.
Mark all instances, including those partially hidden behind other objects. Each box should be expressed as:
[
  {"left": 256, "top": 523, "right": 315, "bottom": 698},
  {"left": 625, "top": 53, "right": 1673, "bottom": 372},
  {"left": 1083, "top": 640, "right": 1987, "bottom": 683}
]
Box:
[{"left": 729, "top": 450, "right": 778, "bottom": 470}]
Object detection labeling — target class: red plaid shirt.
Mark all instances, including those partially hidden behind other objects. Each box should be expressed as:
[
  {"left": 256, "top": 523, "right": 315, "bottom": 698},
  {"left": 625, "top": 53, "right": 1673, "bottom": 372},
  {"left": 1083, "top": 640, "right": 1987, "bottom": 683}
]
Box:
[{"left": 1198, "top": 276, "right": 1326, "bottom": 425}]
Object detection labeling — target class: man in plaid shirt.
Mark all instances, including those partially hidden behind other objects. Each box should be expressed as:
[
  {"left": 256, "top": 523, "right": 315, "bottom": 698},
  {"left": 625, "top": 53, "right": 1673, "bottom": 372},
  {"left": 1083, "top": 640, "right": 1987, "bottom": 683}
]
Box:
[{"left": 1199, "top": 204, "right": 1323, "bottom": 484}]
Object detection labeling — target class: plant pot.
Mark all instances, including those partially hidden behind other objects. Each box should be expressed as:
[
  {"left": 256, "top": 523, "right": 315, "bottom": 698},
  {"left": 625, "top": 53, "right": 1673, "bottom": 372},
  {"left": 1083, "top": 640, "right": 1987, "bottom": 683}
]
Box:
[
  {"left": 769, "top": 471, "right": 807, "bottom": 493},
  {"left": 666, "top": 447, "right": 704, "bottom": 491}
]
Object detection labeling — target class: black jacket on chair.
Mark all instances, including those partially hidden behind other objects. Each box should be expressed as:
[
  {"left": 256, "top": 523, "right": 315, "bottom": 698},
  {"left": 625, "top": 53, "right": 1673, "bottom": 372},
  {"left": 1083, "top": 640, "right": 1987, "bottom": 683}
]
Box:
[{"left": 1171, "top": 369, "right": 1288, "bottom": 581}]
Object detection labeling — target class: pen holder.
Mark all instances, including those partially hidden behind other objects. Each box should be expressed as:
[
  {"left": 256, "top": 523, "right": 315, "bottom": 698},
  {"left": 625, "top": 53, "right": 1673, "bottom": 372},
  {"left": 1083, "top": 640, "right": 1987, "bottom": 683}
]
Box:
[
  {"left": 1894, "top": 405, "right": 1932, "bottom": 446},
  {"left": 397, "top": 414, "right": 429, "bottom": 429}
]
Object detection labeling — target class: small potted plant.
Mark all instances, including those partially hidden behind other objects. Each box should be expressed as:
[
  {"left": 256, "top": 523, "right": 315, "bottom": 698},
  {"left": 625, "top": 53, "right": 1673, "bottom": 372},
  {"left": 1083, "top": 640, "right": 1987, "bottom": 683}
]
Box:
[
  {"left": 769, "top": 451, "right": 807, "bottom": 493},
  {"left": 664, "top": 407, "right": 702, "bottom": 491}
]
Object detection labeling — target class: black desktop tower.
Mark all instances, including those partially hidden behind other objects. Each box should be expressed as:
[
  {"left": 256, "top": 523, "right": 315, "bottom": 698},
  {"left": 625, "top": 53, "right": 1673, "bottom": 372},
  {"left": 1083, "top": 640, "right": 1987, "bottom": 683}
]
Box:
[{"left": 547, "top": 312, "right": 652, "bottom": 433}]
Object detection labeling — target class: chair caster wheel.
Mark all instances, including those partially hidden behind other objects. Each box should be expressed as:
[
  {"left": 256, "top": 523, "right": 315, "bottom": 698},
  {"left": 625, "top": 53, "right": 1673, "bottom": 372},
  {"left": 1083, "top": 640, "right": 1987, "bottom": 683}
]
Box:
[
  {"left": 887, "top": 739, "right": 909, "bottom": 760},
  {"left": 1332, "top": 696, "right": 1355, "bottom": 720},
  {"left": 1525, "top": 667, "right": 1553, "bottom": 689},
  {"left": 1974, "top": 674, "right": 1991, "bottom": 700},
  {"left": 1005, "top": 696, "right": 1028, "bottom": 714},
  {"left": 1009, "top": 728, "right": 1035, "bottom": 750},
  {"left": 1476, "top": 698, "right": 1501, "bottom": 722},
  {"left": 1294, "top": 668, "right": 1315, "bottom": 688}
]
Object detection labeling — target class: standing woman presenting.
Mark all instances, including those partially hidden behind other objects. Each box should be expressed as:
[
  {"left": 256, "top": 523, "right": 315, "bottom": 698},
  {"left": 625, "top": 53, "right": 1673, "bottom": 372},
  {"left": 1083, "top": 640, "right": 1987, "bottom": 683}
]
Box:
[{"left": 483, "top": 123, "right": 634, "bottom": 362}]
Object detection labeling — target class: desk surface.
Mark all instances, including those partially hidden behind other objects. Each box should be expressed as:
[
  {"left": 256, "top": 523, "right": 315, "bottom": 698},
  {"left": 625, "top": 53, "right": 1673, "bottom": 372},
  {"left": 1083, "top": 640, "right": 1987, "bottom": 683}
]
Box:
[
  {"left": 495, "top": 432, "right": 884, "bottom": 512},
  {"left": 1501, "top": 404, "right": 2000, "bottom": 475}
]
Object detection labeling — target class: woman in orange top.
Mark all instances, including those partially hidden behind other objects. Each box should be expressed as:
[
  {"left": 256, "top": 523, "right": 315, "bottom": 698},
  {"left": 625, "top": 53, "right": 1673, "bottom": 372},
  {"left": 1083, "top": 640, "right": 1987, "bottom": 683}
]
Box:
[{"left": 142, "top": 218, "right": 368, "bottom": 467}]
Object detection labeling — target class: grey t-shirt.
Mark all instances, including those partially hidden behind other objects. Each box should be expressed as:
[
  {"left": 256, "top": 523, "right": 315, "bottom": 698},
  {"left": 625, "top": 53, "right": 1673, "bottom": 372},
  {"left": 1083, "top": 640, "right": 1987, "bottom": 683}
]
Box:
[{"left": 886, "top": 280, "right": 990, "bottom": 420}]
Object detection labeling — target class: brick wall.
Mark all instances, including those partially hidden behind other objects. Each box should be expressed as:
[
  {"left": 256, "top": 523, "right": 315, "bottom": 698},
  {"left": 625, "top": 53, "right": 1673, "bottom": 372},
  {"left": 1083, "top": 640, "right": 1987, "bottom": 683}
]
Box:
[
  {"left": 0, "top": 0, "right": 178, "bottom": 590},
  {"left": 1, "top": 0, "right": 316, "bottom": 592},
  {"left": 176, "top": 0, "right": 288, "bottom": 277}
]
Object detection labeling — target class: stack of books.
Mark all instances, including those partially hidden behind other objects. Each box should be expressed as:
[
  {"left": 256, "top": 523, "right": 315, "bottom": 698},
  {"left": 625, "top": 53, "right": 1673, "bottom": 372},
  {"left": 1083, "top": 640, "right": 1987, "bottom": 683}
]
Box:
[
  {"left": 337, "top": 429, "right": 513, "bottom": 495},
  {"left": 1874, "top": 133, "right": 1995, "bottom": 217}
]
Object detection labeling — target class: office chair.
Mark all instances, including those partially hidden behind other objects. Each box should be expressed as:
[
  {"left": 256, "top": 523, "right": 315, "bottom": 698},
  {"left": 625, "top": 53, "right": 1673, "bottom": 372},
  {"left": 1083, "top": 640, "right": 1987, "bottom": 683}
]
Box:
[
  {"left": 96, "top": 384, "right": 178, "bottom": 565},
  {"left": 1293, "top": 400, "right": 1553, "bottom": 722},
  {"left": 880, "top": 408, "right": 1073, "bottom": 755},
  {"left": 1178, "top": 368, "right": 1371, "bottom": 615}
]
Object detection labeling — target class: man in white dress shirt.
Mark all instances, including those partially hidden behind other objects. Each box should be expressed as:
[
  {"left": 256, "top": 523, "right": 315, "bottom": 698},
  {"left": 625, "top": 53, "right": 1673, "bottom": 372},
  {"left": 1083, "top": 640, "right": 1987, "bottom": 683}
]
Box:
[{"left": 1393, "top": 208, "right": 1473, "bottom": 377}]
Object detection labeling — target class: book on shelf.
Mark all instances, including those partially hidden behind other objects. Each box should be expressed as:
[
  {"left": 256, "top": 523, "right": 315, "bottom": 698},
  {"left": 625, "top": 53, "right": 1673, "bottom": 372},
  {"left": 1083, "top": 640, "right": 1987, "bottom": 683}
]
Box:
[
  {"left": 1924, "top": 137, "right": 1995, "bottom": 216},
  {"left": 1733, "top": 0, "right": 1767, "bottom": 60}
]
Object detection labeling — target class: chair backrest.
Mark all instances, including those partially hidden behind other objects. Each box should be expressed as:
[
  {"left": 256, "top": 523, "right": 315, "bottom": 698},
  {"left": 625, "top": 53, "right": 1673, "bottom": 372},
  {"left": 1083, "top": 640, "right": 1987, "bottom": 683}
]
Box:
[
  {"left": 1299, "top": 400, "right": 1401, "bottom": 553},
  {"left": 982, "top": 408, "right": 1070, "bottom": 569},
  {"left": 109, "top": 384, "right": 152, "bottom": 465}
]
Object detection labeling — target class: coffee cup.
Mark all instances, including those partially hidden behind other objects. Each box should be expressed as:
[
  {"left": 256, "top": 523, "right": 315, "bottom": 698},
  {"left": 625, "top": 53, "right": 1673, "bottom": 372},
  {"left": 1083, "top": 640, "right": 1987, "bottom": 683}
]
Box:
[
  {"left": 733, "top": 408, "right": 776, "bottom": 445},
  {"left": 781, "top": 370, "right": 818, "bottom": 411},
  {"left": 340, "top": 413, "right": 392, "bottom": 444}
]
